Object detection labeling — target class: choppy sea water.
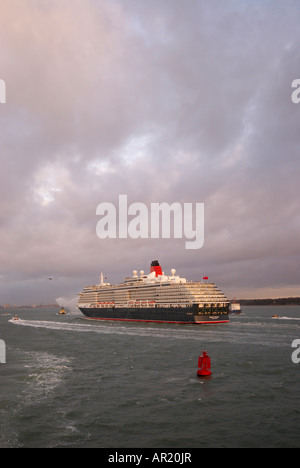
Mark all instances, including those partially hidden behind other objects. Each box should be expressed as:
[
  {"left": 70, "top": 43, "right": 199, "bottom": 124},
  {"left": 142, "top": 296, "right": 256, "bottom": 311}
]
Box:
[{"left": 0, "top": 306, "right": 300, "bottom": 448}]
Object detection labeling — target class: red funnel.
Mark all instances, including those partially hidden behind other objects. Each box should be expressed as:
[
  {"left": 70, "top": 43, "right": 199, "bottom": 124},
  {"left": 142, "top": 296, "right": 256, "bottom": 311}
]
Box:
[{"left": 150, "top": 260, "right": 163, "bottom": 277}]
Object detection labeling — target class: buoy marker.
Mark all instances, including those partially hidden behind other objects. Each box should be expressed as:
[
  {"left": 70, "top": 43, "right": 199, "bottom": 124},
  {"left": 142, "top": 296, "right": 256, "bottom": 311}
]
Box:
[{"left": 197, "top": 349, "right": 212, "bottom": 377}]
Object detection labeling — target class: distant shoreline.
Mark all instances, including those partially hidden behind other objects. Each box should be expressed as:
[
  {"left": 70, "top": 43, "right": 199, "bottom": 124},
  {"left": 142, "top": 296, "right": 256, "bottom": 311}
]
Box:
[
  {"left": 235, "top": 298, "right": 300, "bottom": 306},
  {"left": 0, "top": 304, "right": 60, "bottom": 309}
]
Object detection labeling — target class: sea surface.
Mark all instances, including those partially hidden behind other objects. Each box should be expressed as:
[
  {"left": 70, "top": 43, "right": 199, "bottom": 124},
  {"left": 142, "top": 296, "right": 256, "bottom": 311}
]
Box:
[{"left": 0, "top": 305, "right": 300, "bottom": 448}]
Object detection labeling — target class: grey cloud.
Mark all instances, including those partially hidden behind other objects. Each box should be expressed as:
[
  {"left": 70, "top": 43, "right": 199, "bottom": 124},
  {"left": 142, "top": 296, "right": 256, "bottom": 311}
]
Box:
[{"left": 0, "top": 0, "right": 300, "bottom": 303}]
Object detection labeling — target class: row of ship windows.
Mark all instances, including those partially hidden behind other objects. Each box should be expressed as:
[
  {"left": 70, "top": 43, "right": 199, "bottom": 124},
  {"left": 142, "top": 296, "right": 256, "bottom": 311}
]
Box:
[
  {"left": 79, "top": 302, "right": 227, "bottom": 308},
  {"left": 83, "top": 285, "right": 221, "bottom": 294},
  {"left": 79, "top": 304, "right": 228, "bottom": 310},
  {"left": 82, "top": 283, "right": 221, "bottom": 292},
  {"left": 80, "top": 292, "right": 226, "bottom": 298},
  {"left": 80, "top": 290, "right": 226, "bottom": 298},
  {"left": 79, "top": 295, "right": 227, "bottom": 303},
  {"left": 79, "top": 296, "right": 225, "bottom": 304}
]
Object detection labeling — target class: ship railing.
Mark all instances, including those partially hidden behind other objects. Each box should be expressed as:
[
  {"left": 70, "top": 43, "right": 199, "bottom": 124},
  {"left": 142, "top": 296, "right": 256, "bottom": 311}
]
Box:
[
  {"left": 126, "top": 300, "right": 156, "bottom": 308},
  {"left": 96, "top": 302, "right": 115, "bottom": 308},
  {"left": 152, "top": 303, "right": 194, "bottom": 308}
]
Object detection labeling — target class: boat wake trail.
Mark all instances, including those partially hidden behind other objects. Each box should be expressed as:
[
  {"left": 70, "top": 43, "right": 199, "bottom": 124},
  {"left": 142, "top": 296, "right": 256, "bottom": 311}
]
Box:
[
  {"left": 9, "top": 318, "right": 214, "bottom": 342},
  {"left": 9, "top": 319, "right": 108, "bottom": 334},
  {"left": 9, "top": 317, "right": 294, "bottom": 347},
  {"left": 275, "top": 317, "right": 300, "bottom": 321}
]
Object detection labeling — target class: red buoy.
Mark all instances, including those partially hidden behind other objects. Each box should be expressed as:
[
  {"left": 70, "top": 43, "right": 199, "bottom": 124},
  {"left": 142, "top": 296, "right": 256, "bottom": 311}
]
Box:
[{"left": 197, "top": 350, "right": 212, "bottom": 377}]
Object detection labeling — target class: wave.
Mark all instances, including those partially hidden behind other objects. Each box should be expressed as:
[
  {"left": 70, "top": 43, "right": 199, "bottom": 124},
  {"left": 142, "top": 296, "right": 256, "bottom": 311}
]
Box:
[
  {"left": 273, "top": 316, "right": 300, "bottom": 321},
  {"left": 10, "top": 316, "right": 296, "bottom": 347}
]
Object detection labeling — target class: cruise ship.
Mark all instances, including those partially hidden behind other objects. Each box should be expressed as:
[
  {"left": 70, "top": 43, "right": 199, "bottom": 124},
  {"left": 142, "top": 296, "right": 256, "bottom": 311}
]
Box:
[{"left": 78, "top": 260, "right": 230, "bottom": 324}]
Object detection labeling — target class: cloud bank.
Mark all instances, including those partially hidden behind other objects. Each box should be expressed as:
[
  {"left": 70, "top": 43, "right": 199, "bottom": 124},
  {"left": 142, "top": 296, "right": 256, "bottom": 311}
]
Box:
[{"left": 0, "top": 0, "right": 300, "bottom": 303}]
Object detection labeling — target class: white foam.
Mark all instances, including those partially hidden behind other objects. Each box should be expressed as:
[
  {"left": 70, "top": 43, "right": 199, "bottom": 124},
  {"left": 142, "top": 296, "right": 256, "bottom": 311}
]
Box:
[
  {"left": 274, "top": 316, "right": 300, "bottom": 321},
  {"left": 9, "top": 318, "right": 210, "bottom": 341}
]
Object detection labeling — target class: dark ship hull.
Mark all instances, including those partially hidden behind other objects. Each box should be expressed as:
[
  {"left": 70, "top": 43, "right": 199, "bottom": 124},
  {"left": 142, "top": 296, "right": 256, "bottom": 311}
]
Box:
[{"left": 79, "top": 304, "right": 229, "bottom": 324}]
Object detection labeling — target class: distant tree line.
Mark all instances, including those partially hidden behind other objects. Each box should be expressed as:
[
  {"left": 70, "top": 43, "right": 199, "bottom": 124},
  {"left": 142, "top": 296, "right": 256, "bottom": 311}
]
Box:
[{"left": 238, "top": 298, "right": 300, "bottom": 306}]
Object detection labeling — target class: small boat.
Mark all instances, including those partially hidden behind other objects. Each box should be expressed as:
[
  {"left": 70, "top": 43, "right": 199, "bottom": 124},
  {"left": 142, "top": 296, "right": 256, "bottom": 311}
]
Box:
[
  {"left": 272, "top": 314, "right": 279, "bottom": 319},
  {"left": 13, "top": 315, "right": 19, "bottom": 321},
  {"left": 58, "top": 307, "right": 67, "bottom": 315},
  {"left": 229, "top": 300, "right": 242, "bottom": 314}
]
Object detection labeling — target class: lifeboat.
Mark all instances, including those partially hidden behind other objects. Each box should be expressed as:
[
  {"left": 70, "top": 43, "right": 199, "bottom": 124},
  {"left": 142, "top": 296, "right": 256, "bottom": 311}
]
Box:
[{"left": 59, "top": 307, "right": 67, "bottom": 315}]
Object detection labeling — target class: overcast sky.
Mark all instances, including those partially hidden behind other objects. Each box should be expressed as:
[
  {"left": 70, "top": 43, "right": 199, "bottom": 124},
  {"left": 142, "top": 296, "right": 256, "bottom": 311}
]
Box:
[{"left": 1, "top": 0, "right": 300, "bottom": 304}]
